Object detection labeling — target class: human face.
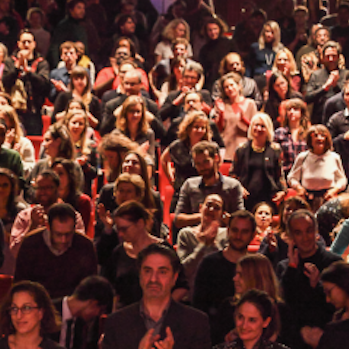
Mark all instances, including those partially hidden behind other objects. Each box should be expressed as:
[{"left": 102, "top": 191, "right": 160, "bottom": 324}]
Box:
[
  {"left": 114, "top": 182, "right": 139, "bottom": 205},
  {"left": 184, "top": 93, "right": 202, "bottom": 112},
  {"left": 103, "top": 150, "right": 119, "bottom": 172},
  {"left": 29, "top": 11, "right": 42, "bottom": 29},
  {"left": 0, "top": 96, "right": 9, "bottom": 107},
  {"left": 315, "top": 29, "right": 329, "bottom": 47},
  {"left": 79, "top": 300, "right": 105, "bottom": 322},
  {"left": 34, "top": 176, "right": 57, "bottom": 207},
  {"left": 282, "top": 201, "right": 299, "bottom": 225},
  {"left": 193, "top": 150, "right": 217, "bottom": 180},
  {"left": 52, "top": 164, "right": 70, "bottom": 192},
  {"left": 226, "top": 55, "right": 243, "bottom": 73},
  {"left": 251, "top": 117, "right": 268, "bottom": 142},
  {"left": 273, "top": 76, "right": 288, "bottom": 99},
  {"left": 10, "top": 291, "right": 43, "bottom": 336},
  {"left": 115, "top": 47, "right": 131, "bottom": 62},
  {"left": 126, "top": 103, "right": 143, "bottom": 126},
  {"left": 206, "top": 23, "right": 220, "bottom": 40},
  {"left": 201, "top": 195, "right": 223, "bottom": 223},
  {"left": 68, "top": 101, "right": 83, "bottom": 113},
  {"left": 18, "top": 33, "right": 36, "bottom": 53},
  {"left": 235, "top": 302, "right": 271, "bottom": 347},
  {"left": 123, "top": 72, "right": 141, "bottom": 95},
  {"left": 173, "top": 62, "right": 185, "bottom": 81},
  {"left": 276, "top": 52, "right": 290, "bottom": 75},
  {"left": 264, "top": 26, "right": 274, "bottom": 43},
  {"left": 68, "top": 113, "right": 85, "bottom": 140},
  {"left": 118, "top": 39, "right": 131, "bottom": 50},
  {"left": 175, "top": 23, "right": 186, "bottom": 38},
  {"left": 139, "top": 253, "right": 178, "bottom": 301},
  {"left": 50, "top": 217, "right": 75, "bottom": 253},
  {"left": 119, "top": 63, "right": 134, "bottom": 84},
  {"left": 223, "top": 78, "right": 240, "bottom": 100},
  {"left": 289, "top": 215, "right": 317, "bottom": 258},
  {"left": 0, "top": 174, "right": 11, "bottom": 200},
  {"left": 42, "top": 131, "right": 60, "bottom": 158},
  {"left": 344, "top": 89, "right": 349, "bottom": 108},
  {"left": 72, "top": 76, "right": 87, "bottom": 93},
  {"left": 189, "top": 117, "right": 207, "bottom": 143},
  {"left": 182, "top": 70, "right": 199, "bottom": 88},
  {"left": 121, "top": 17, "right": 136, "bottom": 34},
  {"left": 228, "top": 217, "right": 255, "bottom": 251},
  {"left": 287, "top": 106, "right": 302, "bottom": 124},
  {"left": 61, "top": 47, "right": 78, "bottom": 66},
  {"left": 173, "top": 43, "right": 187, "bottom": 58},
  {"left": 255, "top": 204, "right": 272, "bottom": 231},
  {"left": 122, "top": 153, "right": 142, "bottom": 175},
  {"left": 114, "top": 216, "right": 140, "bottom": 242},
  {"left": 323, "top": 47, "right": 339, "bottom": 71},
  {"left": 311, "top": 131, "right": 326, "bottom": 155},
  {"left": 323, "top": 281, "right": 348, "bottom": 309},
  {"left": 69, "top": 2, "right": 85, "bottom": 20},
  {"left": 294, "top": 10, "right": 308, "bottom": 25},
  {"left": 233, "top": 264, "right": 247, "bottom": 295}
]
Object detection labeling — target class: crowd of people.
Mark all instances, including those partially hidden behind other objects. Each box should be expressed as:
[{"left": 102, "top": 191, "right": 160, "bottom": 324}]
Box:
[{"left": 1, "top": 0, "right": 349, "bottom": 348}]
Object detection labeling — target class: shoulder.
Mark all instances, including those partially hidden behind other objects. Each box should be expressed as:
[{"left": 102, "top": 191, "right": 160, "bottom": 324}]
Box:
[
  {"left": 235, "top": 141, "right": 250, "bottom": 153},
  {"left": 41, "top": 337, "right": 65, "bottom": 349},
  {"left": 269, "top": 142, "right": 281, "bottom": 151},
  {"left": 106, "top": 302, "right": 140, "bottom": 325},
  {"left": 21, "top": 227, "right": 46, "bottom": 246},
  {"left": 221, "top": 175, "right": 242, "bottom": 187},
  {"left": 169, "top": 300, "right": 209, "bottom": 321}
]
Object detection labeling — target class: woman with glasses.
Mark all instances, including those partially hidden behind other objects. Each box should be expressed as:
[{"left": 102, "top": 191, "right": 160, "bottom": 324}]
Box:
[{"left": 0, "top": 280, "right": 63, "bottom": 349}]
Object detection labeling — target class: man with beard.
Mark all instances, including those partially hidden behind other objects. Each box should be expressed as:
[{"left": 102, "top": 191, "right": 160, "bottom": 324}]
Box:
[
  {"left": 192, "top": 210, "right": 256, "bottom": 342},
  {"left": 103, "top": 243, "right": 211, "bottom": 349},
  {"left": 10, "top": 170, "right": 85, "bottom": 257},
  {"left": 174, "top": 141, "right": 244, "bottom": 229}
]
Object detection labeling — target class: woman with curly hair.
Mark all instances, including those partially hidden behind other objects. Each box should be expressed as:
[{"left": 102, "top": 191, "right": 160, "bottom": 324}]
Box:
[{"left": 0, "top": 280, "right": 62, "bottom": 349}]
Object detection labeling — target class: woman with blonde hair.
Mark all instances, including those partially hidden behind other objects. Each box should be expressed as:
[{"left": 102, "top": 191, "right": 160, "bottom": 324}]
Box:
[
  {"left": 0, "top": 42, "right": 8, "bottom": 80},
  {"left": 115, "top": 95, "right": 155, "bottom": 161},
  {"left": 52, "top": 66, "right": 101, "bottom": 129},
  {"left": 0, "top": 105, "right": 35, "bottom": 176},
  {"left": 154, "top": 18, "right": 193, "bottom": 62},
  {"left": 161, "top": 110, "right": 212, "bottom": 210}
]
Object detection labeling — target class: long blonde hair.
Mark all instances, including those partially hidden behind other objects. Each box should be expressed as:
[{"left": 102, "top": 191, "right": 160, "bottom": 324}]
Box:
[
  {"left": 258, "top": 21, "right": 283, "bottom": 52},
  {"left": 0, "top": 105, "right": 23, "bottom": 143},
  {"left": 162, "top": 18, "right": 190, "bottom": 42}
]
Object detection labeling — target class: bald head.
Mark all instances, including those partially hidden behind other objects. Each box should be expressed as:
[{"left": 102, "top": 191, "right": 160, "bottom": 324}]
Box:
[{"left": 123, "top": 70, "right": 142, "bottom": 95}]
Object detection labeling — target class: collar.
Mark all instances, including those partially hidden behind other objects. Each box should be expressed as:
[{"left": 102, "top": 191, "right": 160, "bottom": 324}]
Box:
[
  {"left": 139, "top": 298, "right": 171, "bottom": 321},
  {"left": 62, "top": 296, "right": 75, "bottom": 322},
  {"left": 198, "top": 172, "right": 223, "bottom": 189},
  {"left": 43, "top": 228, "right": 73, "bottom": 256}
]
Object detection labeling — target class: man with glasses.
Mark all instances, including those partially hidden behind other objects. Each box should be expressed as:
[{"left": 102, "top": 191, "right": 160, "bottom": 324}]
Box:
[
  {"left": 10, "top": 170, "right": 85, "bottom": 257},
  {"left": 14, "top": 202, "right": 97, "bottom": 299}
]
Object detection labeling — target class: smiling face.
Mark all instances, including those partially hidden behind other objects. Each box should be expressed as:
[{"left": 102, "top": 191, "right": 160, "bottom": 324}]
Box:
[
  {"left": 223, "top": 77, "right": 241, "bottom": 101},
  {"left": 206, "top": 23, "right": 220, "bottom": 40},
  {"left": 126, "top": 103, "right": 143, "bottom": 127},
  {"left": 122, "top": 153, "right": 142, "bottom": 175},
  {"left": 201, "top": 194, "right": 223, "bottom": 224},
  {"left": 189, "top": 117, "right": 207, "bottom": 143},
  {"left": 72, "top": 75, "right": 88, "bottom": 94},
  {"left": 34, "top": 175, "right": 58, "bottom": 207},
  {"left": 251, "top": 117, "right": 268, "bottom": 142},
  {"left": 273, "top": 76, "right": 288, "bottom": 99},
  {"left": 235, "top": 302, "right": 271, "bottom": 347},
  {"left": 175, "top": 23, "right": 186, "bottom": 38},
  {"left": 311, "top": 131, "right": 327, "bottom": 155},
  {"left": 10, "top": 291, "right": 43, "bottom": 336},
  {"left": 276, "top": 52, "right": 290, "bottom": 74},
  {"left": 255, "top": 204, "right": 272, "bottom": 231},
  {"left": 42, "top": 131, "right": 60, "bottom": 159},
  {"left": 68, "top": 113, "right": 86, "bottom": 140}
]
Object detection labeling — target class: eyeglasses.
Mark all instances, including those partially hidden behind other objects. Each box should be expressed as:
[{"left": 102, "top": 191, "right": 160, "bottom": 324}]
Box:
[{"left": 9, "top": 305, "right": 39, "bottom": 315}]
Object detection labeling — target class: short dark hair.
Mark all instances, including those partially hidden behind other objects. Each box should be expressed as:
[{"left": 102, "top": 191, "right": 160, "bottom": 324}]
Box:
[
  {"left": 73, "top": 276, "right": 114, "bottom": 313},
  {"left": 18, "top": 28, "right": 36, "bottom": 41},
  {"left": 48, "top": 203, "right": 76, "bottom": 229},
  {"left": 286, "top": 209, "right": 318, "bottom": 236},
  {"left": 229, "top": 210, "right": 257, "bottom": 233},
  {"left": 137, "top": 243, "right": 181, "bottom": 274},
  {"left": 305, "top": 124, "right": 332, "bottom": 152},
  {"left": 113, "top": 200, "right": 151, "bottom": 223},
  {"left": 192, "top": 140, "right": 219, "bottom": 158},
  {"left": 36, "top": 170, "right": 60, "bottom": 188},
  {"left": 321, "top": 261, "right": 349, "bottom": 295},
  {"left": 67, "top": 0, "right": 85, "bottom": 11}
]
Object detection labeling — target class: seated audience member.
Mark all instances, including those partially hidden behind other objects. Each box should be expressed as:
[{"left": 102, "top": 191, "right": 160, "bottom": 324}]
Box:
[
  {"left": 177, "top": 194, "right": 227, "bottom": 298},
  {"left": 288, "top": 124, "right": 347, "bottom": 212},
  {"left": 61, "top": 110, "right": 97, "bottom": 196},
  {"left": 211, "top": 52, "right": 262, "bottom": 109},
  {"left": 10, "top": 170, "right": 85, "bottom": 258},
  {"left": 213, "top": 289, "right": 290, "bottom": 349},
  {"left": 0, "top": 169, "right": 26, "bottom": 276},
  {"left": 53, "top": 276, "right": 114, "bottom": 349},
  {"left": 259, "top": 196, "right": 310, "bottom": 269},
  {"left": 272, "top": 48, "right": 301, "bottom": 92},
  {"left": 251, "top": 202, "right": 274, "bottom": 247},
  {"left": 193, "top": 210, "right": 256, "bottom": 332},
  {"left": 274, "top": 98, "right": 309, "bottom": 177},
  {"left": 305, "top": 41, "right": 348, "bottom": 125},
  {"left": 214, "top": 72, "right": 257, "bottom": 160},
  {"left": 160, "top": 61, "right": 212, "bottom": 123},
  {"left": 100, "top": 69, "right": 159, "bottom": 137},
  {"left": 0, "top": 220, "right": 4, "bottom": 269},
  {"left": 231, "top": 113, "right": 286, "bottom": 212},
  {"left": 0, "top": 281, "right": 64, "bottom": 349},
  {"left": 51, "top": 158, "right": 91, "bottom": 229},
  {"left": 26, "top": 7, "right": 51, "bottom": 58},
  {"left": 50, "top": 41, "right": 79, "bottom": 102},
  {"left": 2, "top": 29, "right": 50, "bottom": 135},
  {"left": 94, "top": 45, "right": 148, "bottom": 98},
  {"left": 103, "top": 243, "right": 211, "bottom": 349},
  {"left": 174, "top": 141, "right": 244, "bottom": 229},
  {"left": 75, "top": 41, "right": 96, "bottom": 86},
  {"left": 0, "top": 105, "right": 35, "bottom": 177},
  {"left": 154, "top": 18, "right": 193, "bottom": 63},
  {"left": 52, "top": 66, "right": 101, "bottom": 129},
  {"left": 103, "top": 201, "right": 189, "bottom": 308},
  {"left": 277, "top": 210, "right": 342, "bottom": 349},
  {"left": 114, "top": 36, "right": 146, "bottom": 68},
  {"left": 199, "top": 17, "right": 238, "bottom": 92},
  {"left": 302, "top": 261, "right": 349, "bottom": 349},
  {"left": 264, "top": 71, "right": 303, "bottom": 129},
  {"left": 161, "top": 111, "right": 212, "bottom": 211},
  {"left": 0, "top": 120, "right": 24, "bottom": 181},
  {"left": 14, "top": 203, "right": 97, "bottom": 298},
  {"left": 245, "top": 21, "right": 284, "bottom": 90},
  {"left": 214, "top": 254, "right": 295, "bottom": 347}
]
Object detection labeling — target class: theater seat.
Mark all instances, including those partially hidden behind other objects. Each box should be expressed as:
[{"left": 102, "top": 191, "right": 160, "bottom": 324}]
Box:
[
  {"left": 27, "top": 135, "right": 43, "bottom": 160},
  {"left": 0, "top": 274, "right": 13, "bottom": 302}
]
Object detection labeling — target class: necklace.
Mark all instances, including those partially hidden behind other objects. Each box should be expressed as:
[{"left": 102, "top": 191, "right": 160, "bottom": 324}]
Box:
[
  {"left": 265, "top": 53, "right": 273, "bottom": 66},
  {"left": 251, "top": 143, "right": 265, "bottom": 153}
]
